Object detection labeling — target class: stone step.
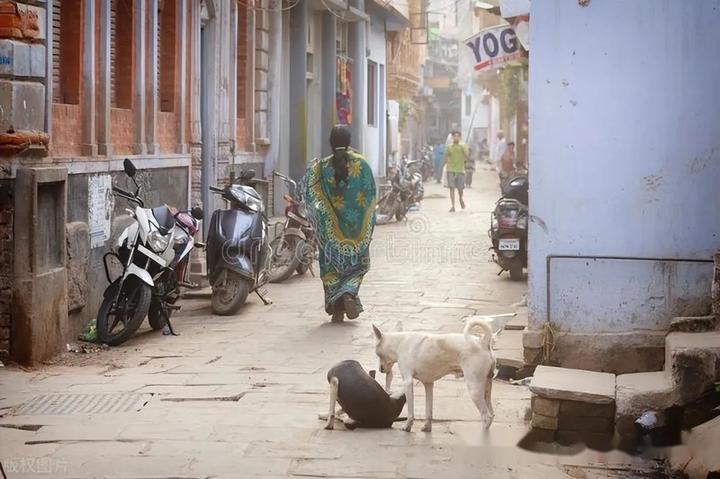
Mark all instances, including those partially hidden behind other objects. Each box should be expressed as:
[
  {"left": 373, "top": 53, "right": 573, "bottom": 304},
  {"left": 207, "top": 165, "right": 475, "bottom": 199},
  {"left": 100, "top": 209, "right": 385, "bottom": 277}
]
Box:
[
  {"left": 529, "top": 365, "right": 616, "bottom": 404},
  {"left": 665, "top": 330, "right": 720, "bottom": 375},
  {"left": 615, "top": 371, "right": 674, "bottom": 418}
]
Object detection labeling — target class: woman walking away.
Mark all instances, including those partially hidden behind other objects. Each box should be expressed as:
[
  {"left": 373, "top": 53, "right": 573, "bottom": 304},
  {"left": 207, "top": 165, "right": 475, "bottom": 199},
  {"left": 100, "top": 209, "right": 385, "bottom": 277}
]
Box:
[
  {"left": 305, "top": 125, "right": 377, "bottom": 323},
  {"left": 465, "top": 144, "right": 476, "bottom": 187}
]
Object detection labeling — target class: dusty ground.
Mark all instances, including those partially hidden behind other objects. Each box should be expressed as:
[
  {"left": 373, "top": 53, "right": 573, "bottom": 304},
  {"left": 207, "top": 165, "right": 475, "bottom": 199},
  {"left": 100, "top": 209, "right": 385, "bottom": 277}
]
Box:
[{"left": 0, "top": 169, "right": 668, "bottom": 478}]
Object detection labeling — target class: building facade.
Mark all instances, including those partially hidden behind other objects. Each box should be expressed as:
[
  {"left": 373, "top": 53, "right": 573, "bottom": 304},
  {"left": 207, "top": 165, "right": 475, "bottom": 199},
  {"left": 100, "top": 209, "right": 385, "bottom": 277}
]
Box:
[
  {"left": 526, "top": 0, "right": 720, "bottom": 373},
  {"left": 0, "top": 0, "right": 264, "bottom": 362}
]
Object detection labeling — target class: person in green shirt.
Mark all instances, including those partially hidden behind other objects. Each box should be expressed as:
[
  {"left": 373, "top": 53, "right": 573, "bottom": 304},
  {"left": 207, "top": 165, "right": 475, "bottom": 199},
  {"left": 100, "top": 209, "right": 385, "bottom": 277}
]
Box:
[{"left": 443, "top": 131, "right": 469, "bottom": 212}]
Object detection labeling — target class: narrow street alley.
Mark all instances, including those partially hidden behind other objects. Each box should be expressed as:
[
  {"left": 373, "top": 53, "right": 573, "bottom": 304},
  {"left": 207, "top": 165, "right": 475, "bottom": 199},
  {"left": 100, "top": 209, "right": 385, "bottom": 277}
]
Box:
[{"left": 0, "top": 169, "right": 665, "bottom": 478}]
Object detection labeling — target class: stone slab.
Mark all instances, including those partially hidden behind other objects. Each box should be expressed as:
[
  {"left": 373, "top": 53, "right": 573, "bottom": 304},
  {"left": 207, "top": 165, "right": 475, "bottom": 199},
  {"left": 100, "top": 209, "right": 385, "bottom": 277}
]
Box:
[
  {"left": 559, "top": 399, "right": 615, "bottom": 418},
  {"left": 0, "top": 79, "right": 46, "bottom": 132},
  {"left": 531, "top": 412, "right": 558, "bottom": 430},
  {"left": 532, "top": 395, "right": 560, "bottom": 417},
  {"left": 530, "top": 366, "right": 616, "bottom": 404},
  {"left": 615, "top": 371, "right": 674, "bottom": 417}
]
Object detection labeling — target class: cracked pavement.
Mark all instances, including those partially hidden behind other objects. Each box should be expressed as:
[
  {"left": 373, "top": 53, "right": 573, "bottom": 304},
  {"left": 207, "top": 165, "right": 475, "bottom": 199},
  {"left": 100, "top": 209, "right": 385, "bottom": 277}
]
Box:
[{"left": 0, "top": 169, "right": 662, "bottom": 478}]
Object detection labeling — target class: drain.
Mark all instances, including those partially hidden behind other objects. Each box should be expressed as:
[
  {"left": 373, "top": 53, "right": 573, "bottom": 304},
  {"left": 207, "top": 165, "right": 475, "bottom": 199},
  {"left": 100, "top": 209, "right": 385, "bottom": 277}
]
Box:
[{"left": 12, "top": 393, "right": 151, "bottom": 416}]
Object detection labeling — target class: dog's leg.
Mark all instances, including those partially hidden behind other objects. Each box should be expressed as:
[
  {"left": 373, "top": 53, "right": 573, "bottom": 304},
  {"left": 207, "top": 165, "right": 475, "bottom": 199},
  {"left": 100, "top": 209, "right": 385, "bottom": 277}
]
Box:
[
  {"left": 463, "top": 364, "right": 493, "bottom": 429},
  {"left": 483, "top": 375, "right": 494, "bottom": 428},
  {"left": 421, "top": 382, "right": 434, "bottom": 432},
  {"left": 403, "top": 379, "right": 415, "bottom": 432},
  {"left": 385, "top": 370, "right": 393, "bottom": 392},
  {"left": 324, "top": 377, "right": 339, "bottom": 430}
]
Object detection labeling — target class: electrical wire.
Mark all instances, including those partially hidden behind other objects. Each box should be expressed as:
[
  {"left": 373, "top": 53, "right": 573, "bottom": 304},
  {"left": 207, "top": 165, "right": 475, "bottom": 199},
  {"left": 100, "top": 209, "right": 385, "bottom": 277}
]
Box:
[
  {"left": 236, "top": 0, "right": 302, "bottom": 12},
  {"left": 319, "top": 0, "right": 355, "bottom": 21}
]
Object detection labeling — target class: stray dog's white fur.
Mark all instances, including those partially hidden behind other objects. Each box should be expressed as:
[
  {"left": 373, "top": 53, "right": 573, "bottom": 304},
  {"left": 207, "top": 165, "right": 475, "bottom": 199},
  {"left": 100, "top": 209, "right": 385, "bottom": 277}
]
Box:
[{"left": 373, "top": 318, "right": 496, "bottom": 432}]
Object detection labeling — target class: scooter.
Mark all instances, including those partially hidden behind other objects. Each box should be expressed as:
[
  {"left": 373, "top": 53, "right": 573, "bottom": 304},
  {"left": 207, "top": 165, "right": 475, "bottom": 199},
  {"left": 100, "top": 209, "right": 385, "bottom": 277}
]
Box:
[
  {"left": 376, "top": 163, "right": 423, "bottom": 224},
  {"left": 98, "top": 159, "right": 204, "bottom": 345},
  {"left": 206, "top": 170, "right": 272, "bottom": 315},
  {"left": 269, "top": 171, "right": 316, "bottom": 283},
  {"left": 489, "top": 175, "right": 529, "bottom": 281}
]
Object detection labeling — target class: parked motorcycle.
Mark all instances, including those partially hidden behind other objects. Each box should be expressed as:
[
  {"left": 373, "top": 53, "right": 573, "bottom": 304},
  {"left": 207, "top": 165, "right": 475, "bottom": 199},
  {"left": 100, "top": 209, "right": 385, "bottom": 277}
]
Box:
[
  {"left": 206, "top": 170, "right": 272, "bottom": 315},
  {"left": 269, "top": 171, "right": 316, "bottom": 283},
  {"left": 489, "top": 175, "right": 529, "bottom": 281},
  {"left": 419, "top": 146, "right": 434, "bottom": 181},
  {"left": 376, "top": 162, "right": 424, "bottom": 223},
  {"left": 97, "top": 159, "right": 204, "bottom": 345}
]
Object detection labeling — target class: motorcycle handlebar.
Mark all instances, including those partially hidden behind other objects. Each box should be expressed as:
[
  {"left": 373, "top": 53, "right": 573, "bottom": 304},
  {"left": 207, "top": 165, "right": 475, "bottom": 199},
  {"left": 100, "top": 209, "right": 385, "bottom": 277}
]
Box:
[{"left": 209, "top": 186, "right": 224, "bottom": 193}]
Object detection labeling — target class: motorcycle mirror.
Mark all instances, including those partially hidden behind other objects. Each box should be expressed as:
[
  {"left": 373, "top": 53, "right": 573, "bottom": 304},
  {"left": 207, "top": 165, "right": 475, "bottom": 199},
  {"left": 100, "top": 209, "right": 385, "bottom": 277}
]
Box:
[
  {"left": 191, "top": 206, "right": 204, "bottom": 220},
  {"left": 123, "top": 158, "right": 137, "bottom": 178}
]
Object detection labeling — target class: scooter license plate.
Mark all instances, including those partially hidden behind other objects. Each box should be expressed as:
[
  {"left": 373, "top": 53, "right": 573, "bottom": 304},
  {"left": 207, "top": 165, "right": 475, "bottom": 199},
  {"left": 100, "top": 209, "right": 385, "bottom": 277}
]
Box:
[{"left": 499, "top": 238, "right": 520, "bottom": 251}]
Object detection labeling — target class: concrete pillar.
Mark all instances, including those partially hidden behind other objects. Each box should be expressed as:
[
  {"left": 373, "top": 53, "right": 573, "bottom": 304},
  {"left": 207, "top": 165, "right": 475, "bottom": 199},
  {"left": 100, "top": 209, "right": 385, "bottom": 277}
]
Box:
[
  {"left": 176, "top": 0, "right": 188, "bottom": 154},
  {"left": 321, "top": 12, "right": 336, "bottom": 158},
  {"left": 229, "top": 0, "right": 238, "bottom": 155},
  {"left": 265, "top": 0, "right": 283, "bottom": 214},
  {"left": 98, "top": 0, "right": 112, "bottom": 156},
  {"left": 12, "top": 168, "right": 68, "bottom": 365},
  {"left": 81, "top": 0, "right": 97, "bottom": 156},
  {"left": 45, "top": 0, "right": 53, "bottom": 135},
  {"left": 349, "top": 0, "right": 366, "bottom": 152},
  {"left": 147, "top": 0, "right": 159, "bottom": 154},
  {"left": 190, "top": 0, "right": 201, "bottom": 145},
  {"left": 134, "top": 0, "right": 147, "bottom": 155},
  {"left": 288, "top": 0, "right": 307, "bottom": 180}
]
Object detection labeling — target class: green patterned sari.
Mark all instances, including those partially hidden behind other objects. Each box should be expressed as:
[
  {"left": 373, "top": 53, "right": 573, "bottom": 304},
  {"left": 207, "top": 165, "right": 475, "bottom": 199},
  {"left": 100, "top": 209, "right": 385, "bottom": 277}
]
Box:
[{"left": 305, "top": 151, "right": 377, "bottom": 314}]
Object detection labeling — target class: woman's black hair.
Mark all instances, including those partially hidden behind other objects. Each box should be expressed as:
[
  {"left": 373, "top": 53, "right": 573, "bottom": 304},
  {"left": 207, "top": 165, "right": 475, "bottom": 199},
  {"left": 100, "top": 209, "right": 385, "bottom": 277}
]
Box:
[{"left": 329, "top": 125, "right": 352, "bottom": 186}]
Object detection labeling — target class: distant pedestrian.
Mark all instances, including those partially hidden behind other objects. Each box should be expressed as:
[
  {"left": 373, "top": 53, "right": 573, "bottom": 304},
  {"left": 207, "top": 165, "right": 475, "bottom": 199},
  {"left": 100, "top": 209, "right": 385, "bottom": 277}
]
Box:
[
  {"left": 443, "top": 131, "right": 469, "bottom": 212},
  {"left": 479, "top": 138, "right": 490, "bottom": 164},
  {"left": 432, "top": 143, "right": 445, "bottom": 183},
  {"left": 464, "top": 145, "right": 476, "bottom": 187},
  {"left": 499, "top": 141, "right": 516, "bottom": 187},
  {"left": 493, "top": 132, "right": 507, "bottom": 171}
]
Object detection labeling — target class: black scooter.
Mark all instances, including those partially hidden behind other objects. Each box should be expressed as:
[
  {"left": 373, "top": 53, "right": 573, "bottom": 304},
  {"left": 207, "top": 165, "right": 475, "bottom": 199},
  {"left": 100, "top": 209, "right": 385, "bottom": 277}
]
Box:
[
  {"left": 206, "top": 170, "right": 272, "bottom": 315},
  {"left": 489, "top": 175, "right": 529, "bottom": 281}
]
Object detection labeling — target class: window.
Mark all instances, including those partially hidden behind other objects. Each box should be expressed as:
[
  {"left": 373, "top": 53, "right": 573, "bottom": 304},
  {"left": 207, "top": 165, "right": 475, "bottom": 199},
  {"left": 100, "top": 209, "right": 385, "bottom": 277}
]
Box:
[
  {"left": 465, "top": 94, "right": 472, "bottom": 117},
  {"left": 112, "top": 0, "right": 134, "bottom": 109},
  {"left": 52, "top": 0, "right": 82, "bottom": 104},
  {"left": 159, "top": 0, "right": 176, "bottom": 112},
  {"left": 367, "top": 61, "right": 377, "bottom": 126},
  {"left": 237, "top": 1, "right": 248, "bottom": 120},
  {"left": 306, "top": 13, "right": 314, "bottom": 78}
]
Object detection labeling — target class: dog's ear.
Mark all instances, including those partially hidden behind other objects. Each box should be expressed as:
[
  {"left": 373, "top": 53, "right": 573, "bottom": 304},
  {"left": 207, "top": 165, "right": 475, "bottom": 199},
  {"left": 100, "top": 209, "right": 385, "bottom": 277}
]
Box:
[{"left": 372, "top": 324, "right": 383, "bottom": 341}]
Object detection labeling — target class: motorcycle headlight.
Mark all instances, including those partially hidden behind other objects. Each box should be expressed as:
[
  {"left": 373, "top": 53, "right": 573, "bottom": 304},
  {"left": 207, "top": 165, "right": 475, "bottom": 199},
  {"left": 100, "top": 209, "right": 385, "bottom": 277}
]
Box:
[
  {"left": 147, "top": 230, "right": 171, "bottom": 252},
  {"left": 246, "top": 194, "right": 264, "bottom": 213}
]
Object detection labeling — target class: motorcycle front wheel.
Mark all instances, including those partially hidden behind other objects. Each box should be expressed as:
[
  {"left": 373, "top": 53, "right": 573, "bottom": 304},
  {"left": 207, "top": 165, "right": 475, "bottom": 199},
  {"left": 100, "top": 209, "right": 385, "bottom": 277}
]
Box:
[
  {"left": 269, "top": 236, "right": 303, "bottom": 283},
  {"left": 96, "top": 279, "right": 152, "bottom": 346},
  {"left": 148, "top": 300, "right": 170, "bottom": 330},
  {"left": 211, "top": 272, "right": 250, "bottom": 316}
]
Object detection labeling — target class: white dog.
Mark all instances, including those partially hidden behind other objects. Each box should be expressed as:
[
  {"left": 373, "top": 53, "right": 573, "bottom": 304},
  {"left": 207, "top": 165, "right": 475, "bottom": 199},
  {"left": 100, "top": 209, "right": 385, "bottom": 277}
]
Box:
[{"left": 372, "top": 318, "right": 496, "bottom": 432}]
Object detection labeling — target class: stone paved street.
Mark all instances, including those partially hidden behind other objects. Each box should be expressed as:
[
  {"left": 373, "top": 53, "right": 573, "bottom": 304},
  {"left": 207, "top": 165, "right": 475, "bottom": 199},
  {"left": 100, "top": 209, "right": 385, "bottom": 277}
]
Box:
[{"left": 0, "top": 169, "right": 662, "bottom": 478}]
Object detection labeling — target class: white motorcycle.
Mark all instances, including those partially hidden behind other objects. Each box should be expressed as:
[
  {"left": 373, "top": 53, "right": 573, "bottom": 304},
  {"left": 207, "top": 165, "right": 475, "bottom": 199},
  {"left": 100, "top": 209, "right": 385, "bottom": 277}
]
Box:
[{"left": 97, "top": 159, "right": 204, "bottom": 346}]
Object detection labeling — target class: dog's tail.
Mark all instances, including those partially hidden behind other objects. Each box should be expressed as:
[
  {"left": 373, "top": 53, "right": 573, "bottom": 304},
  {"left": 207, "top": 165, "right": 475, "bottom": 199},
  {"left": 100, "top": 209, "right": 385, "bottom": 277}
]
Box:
[{"left": 463, "top": 317, "right": 494, "bottom": 350}]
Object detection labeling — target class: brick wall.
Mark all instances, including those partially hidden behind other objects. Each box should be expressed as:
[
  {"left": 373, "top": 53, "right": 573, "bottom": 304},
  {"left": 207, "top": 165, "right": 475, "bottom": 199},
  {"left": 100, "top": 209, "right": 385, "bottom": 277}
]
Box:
[
  {"left": 111, "top": 108, "right": 135, "bottom": 155},
  {"left": 0, "top": 180, "right": 13, "bottom": 356},
  {"left": 158, "top": 112, "right": 178, "bottom": 153},
  {"left": 51, "top": 104, "right": 83, "bottom": 157}
]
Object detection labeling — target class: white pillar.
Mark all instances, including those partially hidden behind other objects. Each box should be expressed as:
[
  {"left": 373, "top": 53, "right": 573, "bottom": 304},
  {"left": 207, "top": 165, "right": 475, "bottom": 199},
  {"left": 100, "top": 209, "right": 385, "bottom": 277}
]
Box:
[
  {"left": 147, "top": 0, "right": 159, "bottom": 154},
  {"left": 82, "top": 0, "right": 97, "bottom": 156},
  {"left": 134, "top": 0, "right": 147, "bottom": 155},
  {"left": 177, "top": 0, "right": 188, "bottom": 153},
  {"left": 98, "top": 0, "right": 112, "bottom": 156}
]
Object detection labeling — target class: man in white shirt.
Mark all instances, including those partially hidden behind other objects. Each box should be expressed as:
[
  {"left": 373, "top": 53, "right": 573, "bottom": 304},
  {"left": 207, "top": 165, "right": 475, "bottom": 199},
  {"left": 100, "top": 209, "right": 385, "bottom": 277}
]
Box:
[{"left": 493, "top": 131, "right": 507, "bottom": 170}]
